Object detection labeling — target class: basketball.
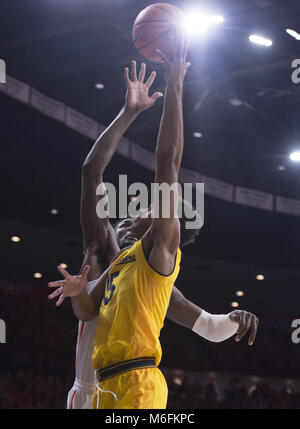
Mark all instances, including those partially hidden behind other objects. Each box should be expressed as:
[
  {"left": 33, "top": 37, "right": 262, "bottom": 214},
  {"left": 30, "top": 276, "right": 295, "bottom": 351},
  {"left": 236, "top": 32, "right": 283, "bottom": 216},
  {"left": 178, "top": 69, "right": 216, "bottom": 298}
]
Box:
[{"left": 132, "top": 3, "right": 185, "bottom": 63}]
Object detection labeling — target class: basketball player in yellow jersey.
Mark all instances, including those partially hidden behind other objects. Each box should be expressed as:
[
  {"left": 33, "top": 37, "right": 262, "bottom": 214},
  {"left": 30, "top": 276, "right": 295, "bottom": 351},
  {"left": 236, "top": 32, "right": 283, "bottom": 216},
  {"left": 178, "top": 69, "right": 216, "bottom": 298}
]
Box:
[
  {"left": 48, "top": 33, "right": 190, "bottom": 409},
  {"left": 48, "top": 31, "right": 260, "bottom": 408}
]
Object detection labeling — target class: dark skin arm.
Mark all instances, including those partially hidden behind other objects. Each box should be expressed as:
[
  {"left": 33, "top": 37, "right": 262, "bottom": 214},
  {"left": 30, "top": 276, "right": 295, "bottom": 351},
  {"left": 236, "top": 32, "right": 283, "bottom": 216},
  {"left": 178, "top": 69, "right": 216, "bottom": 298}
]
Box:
[
  {"left": 80, "top": 61, "right": 163, "bottom": 276},
  {"left": 143, "top": 33, "right": 191, "bottom": 275},
  {"left": 167, "top": 286, "right": 259, "bottom": 346},
  {"left": 48, "top": 265, "right": 108, "bottom": 321}
]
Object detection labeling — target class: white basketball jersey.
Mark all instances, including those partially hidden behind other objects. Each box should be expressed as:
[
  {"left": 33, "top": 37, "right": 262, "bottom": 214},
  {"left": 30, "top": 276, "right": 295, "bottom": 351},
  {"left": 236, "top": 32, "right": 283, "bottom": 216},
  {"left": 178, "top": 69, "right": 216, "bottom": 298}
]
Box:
[{"left": 74, "top": 280, "right": 99, "bottom": 388}]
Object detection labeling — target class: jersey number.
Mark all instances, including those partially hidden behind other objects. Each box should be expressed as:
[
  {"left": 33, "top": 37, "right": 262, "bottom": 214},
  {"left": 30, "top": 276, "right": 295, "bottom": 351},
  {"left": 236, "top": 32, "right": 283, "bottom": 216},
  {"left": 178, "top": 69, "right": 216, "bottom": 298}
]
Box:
[{"left": 103, "top": 272, "right": 119, "bottom": 306}]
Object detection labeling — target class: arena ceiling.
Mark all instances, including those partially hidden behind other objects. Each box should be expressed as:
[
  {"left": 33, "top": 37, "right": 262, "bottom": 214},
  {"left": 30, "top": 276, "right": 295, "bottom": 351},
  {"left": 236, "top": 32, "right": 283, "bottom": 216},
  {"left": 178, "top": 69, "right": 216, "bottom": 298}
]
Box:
[{"left": 1, "top": 0, "right": 300, "bottom": 279}]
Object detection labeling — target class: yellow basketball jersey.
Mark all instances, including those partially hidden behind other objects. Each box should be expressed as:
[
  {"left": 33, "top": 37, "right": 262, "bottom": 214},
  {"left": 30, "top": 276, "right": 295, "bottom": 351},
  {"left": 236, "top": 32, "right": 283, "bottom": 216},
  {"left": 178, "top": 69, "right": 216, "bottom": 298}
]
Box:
[{"left": 92, "top": 239, "right": 181, "bottom": 370}]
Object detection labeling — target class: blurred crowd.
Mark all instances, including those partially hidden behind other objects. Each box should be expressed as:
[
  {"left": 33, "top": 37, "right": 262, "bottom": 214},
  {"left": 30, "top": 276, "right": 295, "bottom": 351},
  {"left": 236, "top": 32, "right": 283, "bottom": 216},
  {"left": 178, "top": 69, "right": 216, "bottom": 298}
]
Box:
[
  {"left": 166, "top": 375, "right": 300, "bottom": 409},
  {"left": 0, "top": 280, "right": 299, "bottom": 409}
]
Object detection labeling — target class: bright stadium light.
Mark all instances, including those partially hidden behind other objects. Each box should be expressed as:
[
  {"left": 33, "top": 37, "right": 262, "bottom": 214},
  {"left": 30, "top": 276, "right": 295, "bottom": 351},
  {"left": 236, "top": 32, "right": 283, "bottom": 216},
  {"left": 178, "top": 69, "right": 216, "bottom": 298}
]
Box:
[
  {"left": 182, "top": 12, "right": 224, "bottom": 35},
  {"left": 193, "top": 132, "right": 203, "bottom": 138},
  {"left": 231, "top": 301, "right": 239, "bottom": 308},
  {"left": 249, "top": 34, "right": 272, "bottom": 47},
  {"left": 286, "top": 29, "right": 300, "bottom": 41},
  {"left": 290, "top": 151, "right": 300, "bottom": 162}
]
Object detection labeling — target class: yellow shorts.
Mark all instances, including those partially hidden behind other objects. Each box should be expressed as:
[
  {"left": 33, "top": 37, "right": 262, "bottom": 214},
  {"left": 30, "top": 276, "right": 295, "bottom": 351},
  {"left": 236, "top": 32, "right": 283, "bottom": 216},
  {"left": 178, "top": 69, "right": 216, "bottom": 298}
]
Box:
[{"left": 92, "top": 367, "right": 168, "bottom": 409}]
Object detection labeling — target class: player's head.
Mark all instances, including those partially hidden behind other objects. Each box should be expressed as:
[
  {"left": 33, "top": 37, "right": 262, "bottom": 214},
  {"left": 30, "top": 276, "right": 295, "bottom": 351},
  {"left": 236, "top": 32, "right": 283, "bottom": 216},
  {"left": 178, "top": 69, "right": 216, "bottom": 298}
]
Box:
[
  {"left": 113, "top": 199, "right": 200, "bottom": 249},
  {"left": 113, "top": 208, "right": 152, "bottom": 249}
]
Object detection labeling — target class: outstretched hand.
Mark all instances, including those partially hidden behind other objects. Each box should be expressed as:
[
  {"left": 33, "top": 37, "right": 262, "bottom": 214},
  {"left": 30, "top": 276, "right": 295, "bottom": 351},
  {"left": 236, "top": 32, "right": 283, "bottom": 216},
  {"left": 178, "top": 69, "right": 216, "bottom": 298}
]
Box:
[
  {"left": 156, "top": 31, "right": 191, "bottom": 86},
  {"left": 48, "top": 265, "right": 90, "bottom": 307},
  {"left": 229, "top": 310, "right": 259, "bottom": 346},
  {"left": 124, "top": 60, "right": 163, "bottom": 113}
]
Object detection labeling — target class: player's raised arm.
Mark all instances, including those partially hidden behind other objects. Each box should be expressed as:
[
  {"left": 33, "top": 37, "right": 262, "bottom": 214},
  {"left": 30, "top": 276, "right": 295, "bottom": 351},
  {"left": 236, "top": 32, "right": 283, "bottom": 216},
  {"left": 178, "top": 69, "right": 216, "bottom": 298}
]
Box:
[
  {"left": 80, "top": 61, "right": 163, "bottom": 274},
  {"left": 167, "top": 286, "right": 259, "bottom": 346},
  {"left": 143, "top": 33, "right": 190, "bottom": 275}
]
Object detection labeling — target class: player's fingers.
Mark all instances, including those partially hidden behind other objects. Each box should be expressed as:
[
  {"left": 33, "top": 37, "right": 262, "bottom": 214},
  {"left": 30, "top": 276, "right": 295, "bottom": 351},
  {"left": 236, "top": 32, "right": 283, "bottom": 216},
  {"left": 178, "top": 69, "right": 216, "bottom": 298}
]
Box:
[
  {"left": 236, "top": 311, "right": 245, "bottom": 335},
  {"left": 185, "top": 62, "right": 191, "bottom": 73},
  {"left": 48, "top": 287, "right": 63, "bottom": 300},
  {"left": 236, "top": 313, "right": 251, "bottom": 342},
  {"left": 182, "top": 31, "right": 191, "bottom": 60},
  {"left": 248, "top": 316, "right": 259, "bottom": 346},
  {"left": 56, "top": 293, "right": 65, "bottom": 307},
  {"left": 80, "top": 265, "right": 91, "bottom": 279},
  {"left": 131, "top": 60, "right": 137, "bottom": 81},
  {"left": 48, "top": 280, "right": 65, "bottom": 288},
  {"left": 57, "top": 265, "right": 71, "bottom": 279},
  {"left": 151, "top": 91, "right": 163, "bottom": 102},
  {"left": 169, "top": 32, "right": 176, "bottom": 62},
  {"left": 124, "top": 67, "right": 130, "bottom": 83},
  {"left": 138, "top": 62, "right": 146, "bottom": 82},
  {"left": 145, "top": 70, "right": 157, "bottom": 88},
  {"left": 155, "top": 49, "right": 169, "bottom": 64}
]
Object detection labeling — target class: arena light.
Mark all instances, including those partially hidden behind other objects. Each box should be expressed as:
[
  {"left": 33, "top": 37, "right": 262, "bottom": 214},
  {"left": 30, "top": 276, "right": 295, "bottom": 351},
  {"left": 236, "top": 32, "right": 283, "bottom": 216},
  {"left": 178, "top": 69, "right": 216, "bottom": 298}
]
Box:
[
  {"left": 286, "top": 29, "right": 300, "bottom": 41},
  {"left": 173, "top": 377, "right": 183, "bottom": 386},
  {"left": 182, "top": 12, "right": 224, "bottom": 35},
  {"left": 50, "top": 209, "right": 59, "bottom": 215},
  {"left": 59, "top": 263, "right": 68, "bottom": 269},
  {"left": 249, "top": 34, "right": 272, "bottom": 47},
  {"left": 290, "top": 151, "right": 300, "bottom": 162},
  {"left": 95, "top": 83, "right": 105, "bottom": 89},
  {"left": 236, "top": 291, "right": 244, "bottom": 297},
  {"left": 229, "top": 98, "right": 243, "bottom": 106},
  {"left": 10, "top": 236, "right": 21, "bottom": 242},
  {"left": 256, "top": 274, "right": 264, "bottom": 281},
  {"left": 33, "top": 272, "right": 42, "bottom": 279},
  {"left": 278, "top": 165, "right": 285, "bottom": 171},
  {"left": 231, "top": 301, "right": 239, "bottom": 308},
  {"left": 193, "top": 132, "right": 203, "bottom": 138}
]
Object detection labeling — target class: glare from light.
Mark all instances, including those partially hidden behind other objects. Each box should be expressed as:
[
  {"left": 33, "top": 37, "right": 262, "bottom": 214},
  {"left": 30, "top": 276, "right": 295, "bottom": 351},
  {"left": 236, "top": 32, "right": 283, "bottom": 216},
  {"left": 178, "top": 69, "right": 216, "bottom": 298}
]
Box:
[
  {"left": 231, "top": 301, "right": 239, "bottom": 308},
  {"left": 290, "top": 151, "right": 300, "bottom": 162},
  {"left": 286, "top": 29, "right": 300, "bottom": 41},
  {"left": 173, "top": 377, "right": 183, "bottom": 386},
  {"left": 34, "top": 272, "right": 42, "bottom": 279},
  {"left": 182, "top": 12, "right": 224, "bottom": 35},
  {"left": 236, "top": 291, "right": 244, "bottom": 297},
  {"left": 50, "top": 209, "right": 59, "bottom": 215},
  {"left": 11, "top": 236, "right": 21, "bottom": 242},
  {"left": 249, "top": 34, "right": 272, "bottom": 47},
  {"left": 193, "top": 132, "right": 203, "bottom": 138},
  {"left": 95, "top": 83, "right": 105, "bottom": 89},
  {"left": 256, "top": 274, "right": 264, "bottom": 281},
  {"left": 229, "top": 98, "right": 243, "bottom": 106},
  {"left": 59, "top": 263, "right": 68, "bottom": 269}
]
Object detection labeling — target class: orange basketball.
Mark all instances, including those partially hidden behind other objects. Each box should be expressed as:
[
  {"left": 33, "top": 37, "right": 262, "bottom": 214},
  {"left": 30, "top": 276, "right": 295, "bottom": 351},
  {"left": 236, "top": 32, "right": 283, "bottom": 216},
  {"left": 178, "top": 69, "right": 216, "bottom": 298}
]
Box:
[{"left": 132, "top": 3, "right": 184, "bottom": 63}]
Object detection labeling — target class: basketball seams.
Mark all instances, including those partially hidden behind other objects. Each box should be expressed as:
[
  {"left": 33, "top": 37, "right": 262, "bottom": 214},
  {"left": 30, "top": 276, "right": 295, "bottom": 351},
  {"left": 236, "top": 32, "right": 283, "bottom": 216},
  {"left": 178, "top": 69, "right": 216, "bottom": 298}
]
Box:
[
  {"left": 132, "top": 3, "right": 181, "bottom": 63},
  {"left": 153, "top": 4, "right": 180, "bottom": 21},
  {"left": 133, "top": 21, "right": 171, "bottom": 43},
  {"left": 136, "top": 27, "right": 173, "bottom": 51}
]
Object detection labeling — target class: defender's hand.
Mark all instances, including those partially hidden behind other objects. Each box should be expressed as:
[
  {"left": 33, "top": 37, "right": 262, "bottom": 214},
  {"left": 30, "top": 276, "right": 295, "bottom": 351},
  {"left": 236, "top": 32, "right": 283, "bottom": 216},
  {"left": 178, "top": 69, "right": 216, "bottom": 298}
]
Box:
[
  {"left": 156, "top": 31, "right": 191, "bottom": 87},
  {"left": 229, "top": 310, "right": 259, "bottom": 346},
  {"left": 48, "top": 265, "right": 90, "bottom": 307},
  {"left": 124, "top": 61, "right": 163, "bottom": 113}
]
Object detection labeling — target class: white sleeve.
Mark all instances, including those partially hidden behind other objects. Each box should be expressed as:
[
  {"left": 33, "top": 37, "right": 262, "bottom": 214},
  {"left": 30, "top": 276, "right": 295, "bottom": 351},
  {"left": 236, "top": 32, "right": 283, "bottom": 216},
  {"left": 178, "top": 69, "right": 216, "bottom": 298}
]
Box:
[{"left": 192, "top": 310, "right": 238, "bottom": 343}]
